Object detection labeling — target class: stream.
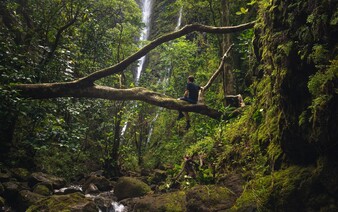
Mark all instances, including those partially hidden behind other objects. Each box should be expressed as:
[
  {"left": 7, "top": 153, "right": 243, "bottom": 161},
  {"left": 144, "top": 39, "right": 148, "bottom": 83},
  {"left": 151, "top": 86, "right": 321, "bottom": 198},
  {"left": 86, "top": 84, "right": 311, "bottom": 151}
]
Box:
[{"left": 55, "top": 186, "right": 126, "bottom": 212}]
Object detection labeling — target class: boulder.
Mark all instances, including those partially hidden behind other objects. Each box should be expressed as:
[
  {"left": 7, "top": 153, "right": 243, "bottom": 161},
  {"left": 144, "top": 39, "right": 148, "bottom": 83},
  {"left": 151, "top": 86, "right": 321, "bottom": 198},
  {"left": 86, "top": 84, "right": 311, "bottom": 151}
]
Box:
[
  {"left": 17, "top": 190, "right": 45, "bottom": 211},
  {"left": 148, "top": 169, "right": 167, "bottom": 184},
  {"left": 92, "top": 190, "right": 117, "bottom": 210},
  {"left": 29, "top": 172, "right": 66, "bottom": 189},
  {"left": 121, "top": 191, "right": 186, "bottom": 212},
  {"left": 2, "top": 181, "right": 29, "bottom": 202},
  {"left": 33, "top": 183, "right": 52, "bottom": 196},
  {"left": 83, "top": 175, "right": 112, "bottom": 192},
  {"left": 27, "top": 192, "right": 97, "bottom": 211},
  {"left": 186, "top": 185, "right": 236, "bottom": 211},
  {"left": 114, "top": 177, "right": 151, "bottom": 201},
  {"left": 84, "top": 183, "right": 100, "bottom": 195},
  {"left": 10, "top": 168, "right": 30, "bottom": 182}
]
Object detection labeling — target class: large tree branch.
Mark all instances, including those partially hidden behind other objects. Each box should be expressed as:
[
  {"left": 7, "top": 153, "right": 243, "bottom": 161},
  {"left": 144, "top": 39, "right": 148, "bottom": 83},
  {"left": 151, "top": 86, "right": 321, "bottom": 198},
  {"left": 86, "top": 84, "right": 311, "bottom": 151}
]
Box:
[
  {"left": 15, "top": 83, "right": 238, "bottom": 120},
  {"left": 13, "top": 22, "right": 254, "bottom": 119},
  {"left": 77, "top": 21, "right": 255, "bottom": 85}
]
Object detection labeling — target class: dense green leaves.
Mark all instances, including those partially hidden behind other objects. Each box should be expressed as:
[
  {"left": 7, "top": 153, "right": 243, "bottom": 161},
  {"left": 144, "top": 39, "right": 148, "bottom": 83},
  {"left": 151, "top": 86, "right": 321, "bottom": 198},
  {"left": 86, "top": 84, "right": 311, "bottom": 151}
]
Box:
[{"left": 0, "top": 0, "right": 256, "bottom": 181}]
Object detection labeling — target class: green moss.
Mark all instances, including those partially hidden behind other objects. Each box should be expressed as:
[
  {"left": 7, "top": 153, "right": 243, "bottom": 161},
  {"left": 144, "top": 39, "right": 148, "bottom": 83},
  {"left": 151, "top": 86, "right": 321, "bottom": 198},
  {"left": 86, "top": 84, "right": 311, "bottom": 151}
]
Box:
[
  {"left": 27, "top": 192, "right": 96, "bottom": 212},
  {"left": 127, "top": 191, "right": 186, "bottom": 212},
  {"left": 277, "top": 41, "right": 293, "bottom": 57},
  {"left": 33, "top": 184, "right": 52, "bottom": 196},
  {"left": 232, "top": 166, "right": 314, "bottom": 211},
  {"left": 161, "top": 191, "right": 186, "bottom": 211},
  {"left": 114, "top": 177, "right": 151, "bottom": 201},
  {"left": 11, "top": 168, "right": 30, "bottom": 181},
  {"left": 186, "top": 185, "right": 237, "bottom": 211}
]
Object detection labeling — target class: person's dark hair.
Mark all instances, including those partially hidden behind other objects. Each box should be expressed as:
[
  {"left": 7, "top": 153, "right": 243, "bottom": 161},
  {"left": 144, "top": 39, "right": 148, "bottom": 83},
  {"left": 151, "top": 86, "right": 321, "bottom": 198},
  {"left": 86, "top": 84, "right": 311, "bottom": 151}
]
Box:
[{"left": 188, "top": 75, "right": 194, "bottom": 82}]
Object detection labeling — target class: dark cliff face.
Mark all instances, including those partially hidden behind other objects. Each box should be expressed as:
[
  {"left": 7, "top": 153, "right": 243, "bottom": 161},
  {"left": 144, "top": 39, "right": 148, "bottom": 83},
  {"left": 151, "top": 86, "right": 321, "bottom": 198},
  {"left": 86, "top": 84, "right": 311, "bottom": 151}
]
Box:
[{"left": 253, "top": 0, "right": 338, "bottom": 164}]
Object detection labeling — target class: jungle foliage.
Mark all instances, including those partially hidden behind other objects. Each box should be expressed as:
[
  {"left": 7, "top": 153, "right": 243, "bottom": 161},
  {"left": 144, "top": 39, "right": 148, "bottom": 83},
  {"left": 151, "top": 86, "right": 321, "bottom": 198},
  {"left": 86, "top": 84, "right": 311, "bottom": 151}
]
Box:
[{"left": 0, "top": 0, "right": 337, "bottom": 210}]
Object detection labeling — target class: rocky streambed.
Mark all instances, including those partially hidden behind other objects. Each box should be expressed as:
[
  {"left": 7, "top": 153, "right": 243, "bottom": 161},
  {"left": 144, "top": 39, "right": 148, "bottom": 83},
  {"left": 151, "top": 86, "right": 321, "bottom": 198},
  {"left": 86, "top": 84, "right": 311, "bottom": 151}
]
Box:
[
  {"left": 0, "top": 167, "right": 243, "bottom": 211},
  {"left": 0, "top": 168, "right": 126, "bottom": 211}
]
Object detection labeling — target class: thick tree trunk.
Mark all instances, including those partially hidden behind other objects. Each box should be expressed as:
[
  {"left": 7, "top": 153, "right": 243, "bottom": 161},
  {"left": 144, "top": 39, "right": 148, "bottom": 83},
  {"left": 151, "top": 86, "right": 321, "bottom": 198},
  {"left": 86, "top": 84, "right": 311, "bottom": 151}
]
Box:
[{"left": 221, "top": 0, "right": 235, "bottom": 97}]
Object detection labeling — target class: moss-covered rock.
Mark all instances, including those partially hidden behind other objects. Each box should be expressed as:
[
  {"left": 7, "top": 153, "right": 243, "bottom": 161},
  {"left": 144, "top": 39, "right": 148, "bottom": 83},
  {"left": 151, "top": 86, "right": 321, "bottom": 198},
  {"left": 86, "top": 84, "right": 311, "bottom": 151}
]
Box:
[
  {"left": 27, "top": 192, "right": 97, "bottom": 212},
  {"left": 83, "top": 174, "right": 112, "bottom": 192},
  {"left": 17, "top": 190, "right": 45, "bottom": 211},
  {"left": 29, "top": 172, "right": 66, "bottom": 189},
  {"left": 33, "top": 183, "right": 52, "bottom": 196},
  {"left": 148, "top": 169, "right": 167, "bottom": 184},
  {"left": 121, "top": 191, "right": 186, "bottom": 212},
  {"left": 114, "top": 177, "right": 151, "bottom": 201},
  {"left": 2, "top": 181, "right": 28, "bottom": 202},
  {"left": 186, "top": 185, "right": 236, "bottom": 211},
  {"left": 10, "top": 167, "right": 30, "bottom": 182},
  {"left": 232, "top": 166, "right": 317, "bottom": 211}
]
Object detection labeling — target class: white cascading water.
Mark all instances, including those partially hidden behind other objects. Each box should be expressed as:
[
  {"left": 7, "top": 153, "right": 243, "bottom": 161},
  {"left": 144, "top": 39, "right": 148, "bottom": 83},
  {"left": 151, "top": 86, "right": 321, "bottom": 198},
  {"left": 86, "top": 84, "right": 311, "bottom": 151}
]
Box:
[
  {"left": 175, "top": 7, "right": 183, "bottom": 31},
  {"left": 135, "top": 0, "right": 153, "bottom": 84},
  {"left": 146, "top": 7, "right": 183, "bottom": 143}
]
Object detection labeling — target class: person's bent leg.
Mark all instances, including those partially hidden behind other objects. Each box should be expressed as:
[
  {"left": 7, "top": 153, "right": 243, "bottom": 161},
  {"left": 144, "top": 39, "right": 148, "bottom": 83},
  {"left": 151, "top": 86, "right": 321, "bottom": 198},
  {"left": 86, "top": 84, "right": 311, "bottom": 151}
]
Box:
[
  {"left": 184, "top": 112, "right": 191, "bottom": 130},
  {"left": 177, "top": 111, "right": 184, "bottom": 120}
]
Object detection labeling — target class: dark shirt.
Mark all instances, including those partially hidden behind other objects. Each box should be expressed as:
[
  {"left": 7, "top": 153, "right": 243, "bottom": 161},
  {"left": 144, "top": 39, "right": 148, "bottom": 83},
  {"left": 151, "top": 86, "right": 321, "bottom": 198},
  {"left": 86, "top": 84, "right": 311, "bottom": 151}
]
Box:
[{"left": 186, "top": 82, "right": 200, "bottom": 104}]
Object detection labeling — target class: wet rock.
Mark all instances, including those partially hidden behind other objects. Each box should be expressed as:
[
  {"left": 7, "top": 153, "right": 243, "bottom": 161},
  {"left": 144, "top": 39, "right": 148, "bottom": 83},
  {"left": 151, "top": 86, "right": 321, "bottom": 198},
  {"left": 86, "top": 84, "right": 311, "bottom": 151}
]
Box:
[
  {"left": 63, "top": 186, "right": 83, "bottom": 195},
  {"left": 33, "top": 183, "right": 52, "bottom": 196},
  {"left": 83, "top": 175, "right": 112, "bottom": 192},
  {"left": 27, "top": 192, "right": 97, "bottom": 211},
  {"left": 17, "top": 190, "right": 45, "bottom": 211},
  {"left": 93, "top": 191, "right": 116, "bottom": 210},
  {"left": 54, "top": 185, "right": 83, "bottom": 195},
  {"left": 10, "top": 168, "right": 30, "bottom": 182},
  {"left": 85, "top": 183, "right": 99, "bottom": 195},
  {"left": 114, "top": 177, "right": 151, "bottom": 201},
  {"left": 29, "top": 172, "right": 66, "bottom": 189}
]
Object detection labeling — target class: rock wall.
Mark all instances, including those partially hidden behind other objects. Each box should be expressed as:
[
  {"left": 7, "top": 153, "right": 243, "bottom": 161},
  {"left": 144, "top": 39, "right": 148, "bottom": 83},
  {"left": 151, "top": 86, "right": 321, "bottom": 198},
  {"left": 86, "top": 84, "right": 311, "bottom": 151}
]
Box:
[{"left": 253, "top": 0, "right": 338, "bottom": 164}]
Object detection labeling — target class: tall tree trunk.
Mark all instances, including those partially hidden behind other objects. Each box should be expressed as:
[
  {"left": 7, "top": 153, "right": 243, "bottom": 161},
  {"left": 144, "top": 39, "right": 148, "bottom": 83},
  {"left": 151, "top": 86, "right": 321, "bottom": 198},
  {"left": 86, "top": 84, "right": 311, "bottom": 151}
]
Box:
[
  {"left": 220, "top": 0, "right": 235, "bottom": 97},
  {"left": 111, "top": 103, "right": 124, "bottom": 177}
]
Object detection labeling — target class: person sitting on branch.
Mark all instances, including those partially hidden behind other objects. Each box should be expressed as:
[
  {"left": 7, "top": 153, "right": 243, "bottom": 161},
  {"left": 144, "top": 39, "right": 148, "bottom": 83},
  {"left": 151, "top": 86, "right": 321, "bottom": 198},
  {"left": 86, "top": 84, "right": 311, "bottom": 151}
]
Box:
[{"left": 177, "top": 75, "right": 201, "bottom": 130}]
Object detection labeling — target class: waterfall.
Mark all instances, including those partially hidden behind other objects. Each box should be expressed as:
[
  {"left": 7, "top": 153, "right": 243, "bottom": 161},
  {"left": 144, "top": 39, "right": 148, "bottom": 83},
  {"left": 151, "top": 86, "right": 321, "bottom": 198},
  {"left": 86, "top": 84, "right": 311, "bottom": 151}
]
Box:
[
  {"left": 175, "top": 7, "right": 183, "bottom": 31},
  {"left": 146, "top": 7, "right": 183, "bottom": 143},
  {"left": 136, "top": 0, "right": 153, "bottom": 84}
]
